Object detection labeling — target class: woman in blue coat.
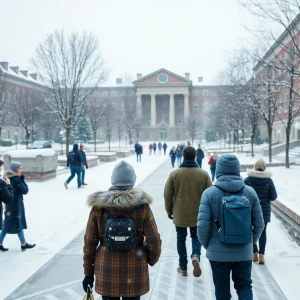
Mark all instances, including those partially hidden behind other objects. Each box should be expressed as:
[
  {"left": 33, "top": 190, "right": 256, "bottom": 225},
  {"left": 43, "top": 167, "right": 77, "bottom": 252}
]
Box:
[
  {"left": 0, "top": 162, "right": 36, "bottom": 251},
  {"left": 244, "top": 159, "right": 277, "bottom": 264}
]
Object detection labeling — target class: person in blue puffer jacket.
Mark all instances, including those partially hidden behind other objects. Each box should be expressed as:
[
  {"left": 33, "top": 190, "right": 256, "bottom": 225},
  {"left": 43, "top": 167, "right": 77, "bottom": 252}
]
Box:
[
  {"left": 244, "top": 159, "right": 277, "bottom": 265},
  {"left": 197, "top": 154, "right": 264, "bottom": 300}
]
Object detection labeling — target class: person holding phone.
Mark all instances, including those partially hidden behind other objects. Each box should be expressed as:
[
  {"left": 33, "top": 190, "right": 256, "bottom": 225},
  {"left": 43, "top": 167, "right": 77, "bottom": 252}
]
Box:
[{"left": 0, "top": 161, "right": 36, "bottom": 251}]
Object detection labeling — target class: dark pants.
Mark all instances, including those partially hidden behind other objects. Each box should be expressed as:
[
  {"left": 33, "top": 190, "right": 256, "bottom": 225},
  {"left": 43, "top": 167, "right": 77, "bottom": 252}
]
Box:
[
  {"left": 211, "top": 168, "right": 216, "bottom": 182},
  {"left": 102, "top": 297, "right": 140, "bottom": 300},
  {"left": 136, "top": 153, "right": 141, "bottom": 162},
  {"left": 66, "top": 165, "right": 82, "bottom": 187},
  {"left": 197, "top": 159, "right": 203, "bottom": 168},
  {"left": 175, "top": 226, "right": 201, "bottom": 270},
  {"left": 210, "top": 260, "right": 253, "bottom": 300},
  {"left": 163, "top": 149, "right": 167, "bottom": 155},
  {"left": 254, "top": 223, "right": 267, "bottom": 255},
  {"left": 82, "top": 167, "right": 85, "bottom": 184},
  {"left": 171, "top": 157, "right": 176, "bottom": 167}
]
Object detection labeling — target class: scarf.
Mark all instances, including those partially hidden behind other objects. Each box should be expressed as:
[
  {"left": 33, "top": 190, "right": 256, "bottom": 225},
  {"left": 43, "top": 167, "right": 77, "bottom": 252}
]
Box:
[{"left": 179, "top": 160, "right": 199, "bottom": 168}]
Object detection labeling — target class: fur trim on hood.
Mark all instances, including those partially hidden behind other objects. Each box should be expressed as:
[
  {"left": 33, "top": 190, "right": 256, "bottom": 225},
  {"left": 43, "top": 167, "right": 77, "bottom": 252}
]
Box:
[
  {"left": 4, "top": 170, "right": 19, "bottom": 179},
  {"left": 87, "top": 189, "right": 153, "bottom": 209},
  {"left": 247, "top": 169, "right": 272, "bottom": 179}
]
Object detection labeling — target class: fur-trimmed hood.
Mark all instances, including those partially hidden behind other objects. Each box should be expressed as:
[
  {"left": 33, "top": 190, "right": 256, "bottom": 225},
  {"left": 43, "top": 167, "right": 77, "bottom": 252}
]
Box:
[
  {"left": 247, "top": 169, "right": 272, "bottom": 179},
  {"left": 4, "top": 170, "right": 19, "bottom": 179},
  {"left": 87, "top": 189, "right": 153, "bottom": 209}
]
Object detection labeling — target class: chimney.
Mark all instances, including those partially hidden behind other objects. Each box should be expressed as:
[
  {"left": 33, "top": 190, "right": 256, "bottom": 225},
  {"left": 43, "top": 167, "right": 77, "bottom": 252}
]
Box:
[
  {"left": 116, "top": 78, "right": 123, "bottom": 85},
  {"left": 185, "top": 72, "right": 190, "bottom": 79},
  {"left": 0, "top": 62, "right": 8, "bottom": 71},
  {"left": 137, "top": 73, "right": 142, "bottom": 79},
  {"left": 20, "top": 70, "right": 28, "bottom": 77},
  {"left": 198, "top": 76, "right": 203, "bottom": 82},
  {"left": 10, "top": 66, "right": 19, "bottom": 74},
  {"left": 29, "top": 73, "right": 38, "bottom": 80}
]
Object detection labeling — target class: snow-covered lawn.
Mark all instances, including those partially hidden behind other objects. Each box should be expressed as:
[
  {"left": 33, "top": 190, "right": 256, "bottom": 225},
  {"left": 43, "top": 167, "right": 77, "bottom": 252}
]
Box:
[{"left": 0, "top": 153, "right": 168, "bottom": 299}]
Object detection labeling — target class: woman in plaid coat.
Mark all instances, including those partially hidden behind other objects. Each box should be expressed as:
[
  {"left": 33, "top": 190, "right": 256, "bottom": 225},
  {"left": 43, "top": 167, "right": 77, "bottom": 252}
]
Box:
[{"left": 83, "top": 161, "right": 161, "bottom": 300}]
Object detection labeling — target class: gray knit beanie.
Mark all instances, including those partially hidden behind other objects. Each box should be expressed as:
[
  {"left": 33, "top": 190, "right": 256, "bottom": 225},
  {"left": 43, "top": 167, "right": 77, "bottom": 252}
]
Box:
[
  {"left": 10, "top": 161, "right": 22, "bottom": 173},
  {"left": 216, "top": 154, "right": 240, "bottom": 178},
  {"left": 111, "top": 161, "right": 136, "bottom": 188}
]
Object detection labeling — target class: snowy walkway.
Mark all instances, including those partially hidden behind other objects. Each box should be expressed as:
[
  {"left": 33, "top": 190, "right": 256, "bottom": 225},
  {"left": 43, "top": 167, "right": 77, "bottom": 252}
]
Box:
[{"left": 4, "top": 158, "right": 298, "bottom": 299}]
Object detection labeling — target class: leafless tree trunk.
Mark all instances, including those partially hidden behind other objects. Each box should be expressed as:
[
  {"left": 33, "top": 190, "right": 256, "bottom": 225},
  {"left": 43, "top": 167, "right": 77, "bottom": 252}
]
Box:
[
  {"left": 103, "top": 102, "right": 116, "bottom": 152},
  {"left": 186, "top": 116, "right": 200, "bottom": 146},
  {"left": 116, "top": 117, "right": 124, "bottom": 149},
  {"left": 31, "top": 29, "right": 107, "bottom": 155}
]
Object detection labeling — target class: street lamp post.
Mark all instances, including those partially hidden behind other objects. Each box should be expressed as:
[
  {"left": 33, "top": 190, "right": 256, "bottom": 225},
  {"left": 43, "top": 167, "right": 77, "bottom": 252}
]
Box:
[
  {"left": 125, "top": 134, "right": 128, "bottom": 148},
  {"left": 277, "top": 129, "right": 280, "bottom": 144},
  {"left": 60, "top": 130, "right": 64, "bottom": 155},
  {"left": 15, "top": 132, "right": 18, "bottom": 149}
]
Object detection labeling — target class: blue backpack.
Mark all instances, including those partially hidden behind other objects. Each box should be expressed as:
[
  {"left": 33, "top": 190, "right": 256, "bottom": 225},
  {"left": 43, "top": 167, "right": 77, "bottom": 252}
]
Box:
[{"left": 214, "top": 186, "right": 252, "bottom": 244}]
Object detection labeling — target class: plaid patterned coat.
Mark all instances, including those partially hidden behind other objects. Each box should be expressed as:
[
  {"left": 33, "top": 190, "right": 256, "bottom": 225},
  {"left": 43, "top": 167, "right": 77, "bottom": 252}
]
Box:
[{"left": 83, "top": 189, "right": 161, "bottom": 298}]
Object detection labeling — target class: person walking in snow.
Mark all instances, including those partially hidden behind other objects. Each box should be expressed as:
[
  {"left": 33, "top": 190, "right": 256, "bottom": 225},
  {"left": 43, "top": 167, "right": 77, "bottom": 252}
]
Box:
[
  {"left": 196, "top": 144, "right": 205, "bottom": 168},
  {"left": 80, "top": 144, "right": 89, "bottom": 186},
  {"left": 0, "top": 162, "right": 36, "bottom": 251},
  {"left": 164, "top": 146, "right": 212, "bottom": 277},
  {"left": 149, "top": 143, "right": 153, "bottom": 155},
  {"left": 163, "top": 142, "right": 167, "bottom": 155},
  {"left": 197, "top": 154, "right": 264, "bottom": 300},
  {"left": 208, "top": 152, "right": 219, "bottom": 182},
  {"left": 65, "top": 143, "right": 85, "bottom": 189},
  {"left": 152, "top": 142, "right": 157, "bottom": 155},
  {"left": 176, "top": 144, "right": 182, "bottom": 167},
  {"left": 244, "top": 159, "right": 277, "bottom": 265},
  {"left": 158, "top": 142, "right": 162, "bottom": 155},
  {"left": 82, "top": 161, "right": 161, "bottom": 299},
  {"left": 169, "top": 146, "right": 177, "bottom": 168},
  {"left": 134, "top": 140, "right": 143, "bottom": 162}
]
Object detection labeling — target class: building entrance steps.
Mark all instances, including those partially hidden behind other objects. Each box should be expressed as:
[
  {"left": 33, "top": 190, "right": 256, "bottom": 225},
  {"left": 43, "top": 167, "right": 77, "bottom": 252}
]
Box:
[{"left": 6, "top": 160, "right": 287, "bottom": 300}]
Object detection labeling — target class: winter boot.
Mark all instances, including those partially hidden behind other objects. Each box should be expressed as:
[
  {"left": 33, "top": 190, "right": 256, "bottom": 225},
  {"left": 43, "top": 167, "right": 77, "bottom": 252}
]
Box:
[
  {"left": 192, "top": 257, "right": 202, "bottom": 277},
  {"left": 259, "top": 254, "right": 265, "bottom": 265},
  {"left": 64, "top": 182, "right": 68, "bottom": 189},
  {"left": 177, "top": 267, "right": 187, "bottom": 276},
  {"left": 21, "top": 243, "right": 36, "bottom": 251},
  {"left": 252, "top": 252, "right": 259, "bottom": 263},
  {"left": 0, "top": 245, "right": 9, "bottom": 251}
]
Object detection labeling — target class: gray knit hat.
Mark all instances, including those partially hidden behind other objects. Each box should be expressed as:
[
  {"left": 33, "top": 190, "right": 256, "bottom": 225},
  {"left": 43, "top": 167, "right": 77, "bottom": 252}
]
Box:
[
  {"left": 216, "top": 154, "right": 240, "bottom": 178},
  {"left": 10, "top": 161, "right": 22, "bottom": 173},
  {"left": 111, "top": 161, "right": 136, "bottom": 188}
]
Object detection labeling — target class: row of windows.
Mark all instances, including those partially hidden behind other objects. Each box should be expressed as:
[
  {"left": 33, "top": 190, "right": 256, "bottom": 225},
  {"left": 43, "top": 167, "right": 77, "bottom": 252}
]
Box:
[
  {"left": 143, "top": 99, "right": 201, "bottom": 110},
  {"left": 143, "top": 113, "right": 185, "bottom": 125},
  {"left": 192, "top": 89, "right": 218, "bottom": 96},
  {"left": 93, "top": 89, "right": 136, "bottom": 97}
]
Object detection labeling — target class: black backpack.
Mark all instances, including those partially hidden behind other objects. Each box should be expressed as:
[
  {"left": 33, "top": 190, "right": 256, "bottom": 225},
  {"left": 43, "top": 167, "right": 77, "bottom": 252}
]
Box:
[
  {"left": 67, "top": 151, "right": 77, "bottom": 165},
  {"left": 105, "top": 207, "right": 138, "bottom": 251}
]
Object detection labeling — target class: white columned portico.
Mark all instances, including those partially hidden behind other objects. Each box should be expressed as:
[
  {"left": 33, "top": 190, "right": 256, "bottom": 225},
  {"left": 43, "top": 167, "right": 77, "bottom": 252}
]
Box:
[
  {"left": 184, "top": 93, "right": 190, "bottom": 119},
  {"left": 151, "top": 94, "right": 156, "bottom": 127},
  {"left": 169, "top": 94, "right": 175, "bottom": 127},
  {"left": 136, "top": 93, "right": 142, "bottom": 118}
]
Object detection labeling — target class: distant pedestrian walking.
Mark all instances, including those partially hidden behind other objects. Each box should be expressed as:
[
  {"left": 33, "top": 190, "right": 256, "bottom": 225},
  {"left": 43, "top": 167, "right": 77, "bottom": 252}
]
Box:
[
  {"left": 244, "top": 159, "right": 277, "bottom": 265},
  {"left": 197, "top": 154, "right": 264, "bottom": 300},
  {"left": 65, "top": 144, "right": 85, "bottom": 189},
  {"left": 164, "top": 146, "right": 212, "bottom": 277},
  {"left": 208, "top": 152, "right": 218, "bottom": 182},
  {"left": 176, "top": 145, "right": 182, "bottom": 166},
  {"left": 169, "top": 146, "right": 177, "bottom": 168},
  {"left": 153, "top": 142, "right": 157, "bottom": 155},
  {"left": 149, "top": 144, "right": 153, "bottom": 155},
  {"left": 0, "top": 162, "right": 36, "bottom": 251},
  {"left": 163, "top": 143, "right": 167, "bottom": 155},
  {"left": 158, "top": 142, "right": 162, "bottom": 155},
  {"left": 83, "top": 161, "right": 161, "bottom": 299},
  {"left": 135, "top": 140, "right": 143, "bottom": 162},
  {"left": 196, "top": 145, "right": 205, "bottom": 168},
  {"left": 80, "top": 144, "right": 89, "bottom": 186}
]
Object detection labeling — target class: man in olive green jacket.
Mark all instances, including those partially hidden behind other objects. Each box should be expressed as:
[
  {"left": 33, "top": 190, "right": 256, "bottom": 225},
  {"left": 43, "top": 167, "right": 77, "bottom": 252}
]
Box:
[{"left": 164, "top": 146, "right": 212, "bottom": 277}]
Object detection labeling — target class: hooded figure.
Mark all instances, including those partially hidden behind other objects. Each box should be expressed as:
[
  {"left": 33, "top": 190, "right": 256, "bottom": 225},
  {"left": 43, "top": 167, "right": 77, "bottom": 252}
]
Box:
[
  {"left": 197, "top": 154, "right": 264, "bottom": 300},
  {"left": 83, "top": 161, "right": 161, "bottom": 298},
  {"left": 244, "top": 159, "right": 277, "bottom": 265}
]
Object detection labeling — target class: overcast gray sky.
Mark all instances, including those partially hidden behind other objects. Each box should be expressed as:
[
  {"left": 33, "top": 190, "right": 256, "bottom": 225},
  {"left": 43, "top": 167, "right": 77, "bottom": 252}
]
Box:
[{"left": 0, "top": 0, "right": 256, "bottom": 85}]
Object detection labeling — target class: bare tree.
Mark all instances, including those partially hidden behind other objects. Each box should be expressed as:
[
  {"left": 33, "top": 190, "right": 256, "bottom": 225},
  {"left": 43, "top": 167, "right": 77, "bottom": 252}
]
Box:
[
  {"left": 116, "top": 116, "right": 124, "bottom": 148},
  {"left": 102, "top": 102, "right": 116, "bottom": 152},
  {"left": 186, "top": 116, "right": 200, "bottom": 146},
  {"left": 31, "top": 29, "right": 107, "bottom": 155},
  {"left": 11, "top": 89, "right": 41, "bottom": 148},
  {"left": 86, "top": 96, "right": 105, "bottom": 152},
  {"left": 0, "top": 69, "right": 10, "bottom": 138}
]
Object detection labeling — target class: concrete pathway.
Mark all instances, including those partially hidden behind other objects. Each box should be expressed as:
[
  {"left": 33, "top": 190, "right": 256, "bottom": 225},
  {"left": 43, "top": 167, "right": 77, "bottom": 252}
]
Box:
[{"left": 6, "top": 160, "right": 287, "bottom": 300}]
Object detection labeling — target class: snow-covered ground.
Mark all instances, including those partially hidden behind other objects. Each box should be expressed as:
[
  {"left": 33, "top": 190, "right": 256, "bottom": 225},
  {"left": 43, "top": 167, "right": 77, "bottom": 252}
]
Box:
[{"left": 0, "top": 153, "right": 168, "bottom": 299}]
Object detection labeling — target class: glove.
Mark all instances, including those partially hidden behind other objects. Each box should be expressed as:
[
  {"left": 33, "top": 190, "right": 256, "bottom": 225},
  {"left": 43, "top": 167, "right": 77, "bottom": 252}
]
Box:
[
  {"left": 82, "top": 275, "right": 94, "bottom": 292},
  {"left": 168, "top": 214, "right": 173, "bottom": 219}
]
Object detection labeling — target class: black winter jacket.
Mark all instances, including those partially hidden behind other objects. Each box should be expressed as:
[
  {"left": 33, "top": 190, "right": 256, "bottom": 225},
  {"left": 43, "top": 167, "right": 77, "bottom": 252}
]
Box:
[
  {"left": 81, "top": 150, "right": 89, "bottom": 168},
  {"left": 196, "top": 149, "right": 205, "bottom": 162},
  {"left": 67, "top": 144, "right": 84, "bottom": 167},
  {"left": 244, "top": 169, "right": 277, "bottom": 223},
  {"left": 0, "top": 179, "right": 14, "bottom": 230},
  {"left": 3, "top": 172, "right": 29, "bottom": 234}
]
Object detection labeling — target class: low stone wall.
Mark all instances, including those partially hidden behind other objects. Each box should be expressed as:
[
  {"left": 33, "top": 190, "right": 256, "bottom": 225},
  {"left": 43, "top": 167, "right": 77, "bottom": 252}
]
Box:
[
  {"left": 86, "top": 152, "right": 117, "bottom": 162},
  {"left": 271, "top": 201, "right": 300, "bottom": 246},
  {"left": 58, "top": 155, "right": 99, "bottom": 167},
  {"left": 240, "top": 162, "right": 295, "bottom": 172},
  {"left": 116, "top": 150, "right": 131, "bottom": 158},
  {"left": 4, "top": 149, "right": 58, "bottom": 181}
]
